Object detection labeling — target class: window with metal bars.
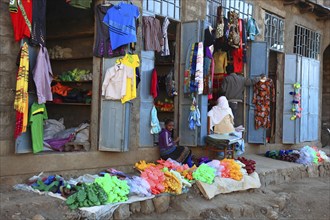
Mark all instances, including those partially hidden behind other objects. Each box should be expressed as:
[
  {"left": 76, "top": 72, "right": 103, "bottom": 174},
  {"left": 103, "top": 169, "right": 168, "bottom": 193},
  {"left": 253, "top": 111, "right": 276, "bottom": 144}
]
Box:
[
  {"left": 206, "top": 0, "right": 253, "bottom": 27},
  {"left": 294, "top": 25, "right": 321, "bottom": 60},
  {"left": 142, "top": 0, "right": 181, "bottom": 20},
  {"left": 264, "top": 12, "right": 284, "bottom": 52}
]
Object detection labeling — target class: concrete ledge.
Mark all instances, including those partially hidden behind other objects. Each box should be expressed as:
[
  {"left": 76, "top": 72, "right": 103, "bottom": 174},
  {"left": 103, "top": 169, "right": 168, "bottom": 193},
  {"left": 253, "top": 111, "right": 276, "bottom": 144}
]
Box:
[{"left": 244, "top": 154, "right": 330, "bottom": 187}]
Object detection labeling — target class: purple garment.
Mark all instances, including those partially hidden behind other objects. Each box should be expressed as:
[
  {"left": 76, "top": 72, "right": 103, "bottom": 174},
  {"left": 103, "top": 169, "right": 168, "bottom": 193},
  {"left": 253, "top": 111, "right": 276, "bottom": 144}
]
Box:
[
  {"left": 44, "top": 134, "right": 74, "bottom": 152},
  {"left": 33, "top": 46, "right": 53, "bottom": 104},
  {"left": 158, "top": 128, "right": 176, "bottom": 156}
]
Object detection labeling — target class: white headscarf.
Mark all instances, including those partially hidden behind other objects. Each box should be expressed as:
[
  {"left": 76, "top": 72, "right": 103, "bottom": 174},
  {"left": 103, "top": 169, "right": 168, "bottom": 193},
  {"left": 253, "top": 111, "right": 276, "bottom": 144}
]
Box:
[{"left": 207, "top": 96, "right": 234, "bottom": 129}]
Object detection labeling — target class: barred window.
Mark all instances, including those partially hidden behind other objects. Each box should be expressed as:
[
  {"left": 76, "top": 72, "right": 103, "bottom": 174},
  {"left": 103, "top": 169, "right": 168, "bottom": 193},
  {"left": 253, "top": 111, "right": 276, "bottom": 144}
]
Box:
[
  {"left": 207, "top": 0, "right": 253, "bottom": 27},
  {"left": 294, "top": 25, "right": 321, "bottom": 60},
  {"left": 264, "top": 12, "right": 284, "bottom": 52},
  {"left": 142, "top": 0, "right": 181, "bottom": 20}
]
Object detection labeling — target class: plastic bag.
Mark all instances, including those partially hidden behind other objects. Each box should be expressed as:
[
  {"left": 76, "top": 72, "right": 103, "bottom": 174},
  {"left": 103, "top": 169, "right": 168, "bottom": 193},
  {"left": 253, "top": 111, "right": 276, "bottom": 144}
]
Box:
[{"left": 43, "top": 118, "right": 65, "bottom": 140}]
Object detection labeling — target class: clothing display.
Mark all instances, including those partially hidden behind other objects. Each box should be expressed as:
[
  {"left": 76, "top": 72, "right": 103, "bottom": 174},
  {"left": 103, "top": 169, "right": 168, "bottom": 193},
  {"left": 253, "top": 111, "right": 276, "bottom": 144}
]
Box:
[
  {"left": 102, "top": 63, "right": 134, "bottom": 100},
  {"left": 150, "top": 68, "right": 158, "bottom": 99},
  {"left": 94, "top": 4, "right": 126, "bottom": 57},
  {"left": 150, "top": 106, "right": 161, "bottom": 134},
  {"left": 253, "top": 78, "right": 275, "bottom": 129},
  {"left": 103, "top": 2, "right": 140, "bottom": 50},
  {"left": 119, "top": 54, "right": 140, "bottom": 103},
  {"left": 14, "top": 42, "right": 29, "bottom": 138},
  {"left": 232, "top": 48, "right": 243, "bottom": 73},
  {"left": 161, "top": 17, "right": 170, "bottom": 56},
  {"left": 213, "top": 51, "right": 228, "bottom": 73},
  {"left": 33, "top": 46, "right": 53, "bottom": 104},
  {"left": 30, "top": 0, "right": 46, "bottom": 46},
  {"left": 29, "top": 103, "right": 48, "bottom": 153},
  {"left": 246, "top": 17, "right": 260, "bottom": 41},
  {"left": 142, "top": 16, "right": 163, "bottom": 52},
  {"left": 195, "top": 42, "right": 204, "bottom": 95},
  {"left": 9, "top": 0, "right": 32, "bottom": 42}
]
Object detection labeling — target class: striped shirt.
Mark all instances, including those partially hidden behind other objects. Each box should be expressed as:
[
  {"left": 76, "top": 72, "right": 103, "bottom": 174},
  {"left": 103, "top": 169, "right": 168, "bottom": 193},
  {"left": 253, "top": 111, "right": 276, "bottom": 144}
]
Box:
[{"left": 103, "top": 2, "right": 139, "bottom": 50}]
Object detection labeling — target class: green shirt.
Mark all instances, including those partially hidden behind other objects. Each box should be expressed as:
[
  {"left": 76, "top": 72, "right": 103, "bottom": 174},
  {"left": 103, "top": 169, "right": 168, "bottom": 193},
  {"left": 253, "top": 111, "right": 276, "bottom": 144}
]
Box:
[{"left": 29, "top": 103, "right": 48, "bottom": 153}]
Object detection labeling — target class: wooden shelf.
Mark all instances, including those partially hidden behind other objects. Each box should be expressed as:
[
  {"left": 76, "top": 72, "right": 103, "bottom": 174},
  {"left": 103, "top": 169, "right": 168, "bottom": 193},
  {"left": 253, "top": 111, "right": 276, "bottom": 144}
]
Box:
[
  {"left": 53, "top": 80, "right": 92, "bottom": 83},
  {"left": 50, "top": 56, "right": 93, "bottom": 61},
  {"left": 46, "top": 102, "right": 91, "bottom": 106},
  {"left": 47, "top": 31, "right": 94, "bottom": 41}
]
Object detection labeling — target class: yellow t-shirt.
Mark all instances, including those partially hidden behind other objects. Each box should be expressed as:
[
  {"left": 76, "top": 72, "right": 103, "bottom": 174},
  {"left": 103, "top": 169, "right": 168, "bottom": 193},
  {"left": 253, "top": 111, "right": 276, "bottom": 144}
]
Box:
[
  {"left": 213, "top": 51, "right": 227, "bottom": 73},
  {"left": 117, "top": 54, "right": 140, "bottom": 103}
]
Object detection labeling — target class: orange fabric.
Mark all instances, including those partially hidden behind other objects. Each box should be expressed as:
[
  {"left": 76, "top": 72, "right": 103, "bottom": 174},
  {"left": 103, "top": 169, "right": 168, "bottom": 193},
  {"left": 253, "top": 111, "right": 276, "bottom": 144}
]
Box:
[{"left": 51, "top": 83, "right": 72, "bottom": 96}]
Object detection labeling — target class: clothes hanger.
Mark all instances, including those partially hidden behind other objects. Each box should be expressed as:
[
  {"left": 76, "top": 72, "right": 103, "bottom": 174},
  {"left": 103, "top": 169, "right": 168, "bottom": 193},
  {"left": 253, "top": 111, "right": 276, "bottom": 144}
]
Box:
[{"left": 102, "top": 0, "right": 112, "bottom": 6}]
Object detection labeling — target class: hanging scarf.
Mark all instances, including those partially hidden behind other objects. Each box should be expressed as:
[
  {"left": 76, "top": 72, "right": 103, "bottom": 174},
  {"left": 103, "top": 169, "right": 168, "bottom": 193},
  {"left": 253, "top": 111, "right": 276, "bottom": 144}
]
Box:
[
  {"left": 207, "top": 96, "right": 234, "bottom": 129},
  {"left": 150, "top": 106, "right": 161, "bottom": 134},
  {"left": 195, "top": 42, "right": 204, "bottom": 95},
  {"left": 188, "top": 97, "right": 201, "bottom": 130},
  {"left": 14, "top": 42, "right": 29, "bottom": 138}
]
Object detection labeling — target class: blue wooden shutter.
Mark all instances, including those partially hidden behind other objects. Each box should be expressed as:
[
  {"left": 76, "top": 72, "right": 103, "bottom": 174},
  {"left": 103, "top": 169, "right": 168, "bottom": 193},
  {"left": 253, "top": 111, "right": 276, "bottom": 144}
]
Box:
[
  {"left": 307, "top": 59, "right": 320, "bottom": 141},
  {"left": 139, "top": 51, "right": 155, "bottom": 147},
  {"left": 283, "top": 54, "right": 300, "bottom": 144},
  {"left": 300, "top": 57, "right": 309, "bottom": 142},
  {"left": 247, "top": 41, "right": 268, "bottom": 144},
  {"left": 178, "top": 20, "right": 204, "bottom": 146},
  {"left": 99, "top": 58, "right": 131, "bottom": 151}
]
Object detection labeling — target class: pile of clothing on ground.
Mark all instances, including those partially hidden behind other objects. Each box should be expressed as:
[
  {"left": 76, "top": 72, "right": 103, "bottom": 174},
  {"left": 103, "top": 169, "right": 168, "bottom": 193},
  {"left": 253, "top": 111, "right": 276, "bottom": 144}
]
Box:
[
  {"left": 15, "top": 157, "right": 260, "bottom": 210},
  {"left": 265, "top": 146, "right": 329, "bottom": 165}
]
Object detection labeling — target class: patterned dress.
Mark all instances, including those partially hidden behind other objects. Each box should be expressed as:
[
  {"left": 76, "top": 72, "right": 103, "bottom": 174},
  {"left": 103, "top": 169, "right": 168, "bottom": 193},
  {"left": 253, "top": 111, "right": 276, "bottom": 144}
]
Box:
[{"left": 252, "top": 79, "right": 275, "bottom": 129}]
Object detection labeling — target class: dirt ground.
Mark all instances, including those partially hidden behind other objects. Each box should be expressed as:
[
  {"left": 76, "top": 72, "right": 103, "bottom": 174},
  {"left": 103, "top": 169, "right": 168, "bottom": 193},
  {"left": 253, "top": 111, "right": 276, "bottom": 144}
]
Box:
[{"left": 0, "top": 176, "right": 329, "bottom": 220}]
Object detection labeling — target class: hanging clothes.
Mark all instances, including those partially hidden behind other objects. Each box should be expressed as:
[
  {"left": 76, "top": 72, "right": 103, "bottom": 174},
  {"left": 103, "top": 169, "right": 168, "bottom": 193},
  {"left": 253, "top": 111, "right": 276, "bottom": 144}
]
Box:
[
  {"left": 188, "top": 97, "right": 201, "bottom": 130},
  {"left": 33, "top": 46, "right": 53, "bottom": 104},
  {"left": 142, "top": 16, "right": 163, "bottom": 52},
  {"left": 150, "top": 106, "right": 161, "bottom": 134},
  {"left": 30, "top": 0, "right": 46, "bottom": 46},
  {"left": 246, "top": 17, "right": 260, "bottom": 41},
  {"left": 9, "top": 0, "right": 32, "bottom": 42},
  {"left": 253, "top": 78, "right": 275, "bottom": 129},
  {"left": 14, "top": 42, "right": 29, "bottom": 138},
  {"left": 102, "top": 63, "right": 134, "bottom": 100},
  {"left": 103, "top": 2, "right": 140, "bottom": 50},
  {"left": 29, "top": 102, "right": 48, "bottom": 153},
  {"left": 195, "top": 42, "right": 204, "bottom": 95},
  {"left": 94, "top": 4, "right": 126, "bottom": 58},
  {"left": 120, "top": 54, "right": 140, "bottom": 103},
  {"left": 150, "top": 68, "right": 158, "bottom": 99},
  {"left": 161, "top": 17, "right": 170, "bottom": 56},
  {"left": 232, "top": 48, "right": 243, "bottom": 73}
]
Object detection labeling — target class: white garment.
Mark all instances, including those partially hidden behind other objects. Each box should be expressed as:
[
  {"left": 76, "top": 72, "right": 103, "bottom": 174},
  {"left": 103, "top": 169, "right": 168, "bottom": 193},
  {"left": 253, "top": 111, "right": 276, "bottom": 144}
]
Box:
[
  {"left": 161, "top": 17, "right": 170, "bottom": 56},
  {"left": 207, "top": 96, "right": 234, "bottom": 129},
  {"left": 195, "top": 42, "right": 204, "bottom": 94},
  {"left": 102, "top": 63, "right": 133, "bottom": 100}
]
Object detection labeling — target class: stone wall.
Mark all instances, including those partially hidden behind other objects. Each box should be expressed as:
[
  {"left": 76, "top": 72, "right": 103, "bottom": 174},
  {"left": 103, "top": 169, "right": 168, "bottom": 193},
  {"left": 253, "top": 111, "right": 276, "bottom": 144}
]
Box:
[{"left": 0, "top": 0, "right": 19, "bottom": 156}]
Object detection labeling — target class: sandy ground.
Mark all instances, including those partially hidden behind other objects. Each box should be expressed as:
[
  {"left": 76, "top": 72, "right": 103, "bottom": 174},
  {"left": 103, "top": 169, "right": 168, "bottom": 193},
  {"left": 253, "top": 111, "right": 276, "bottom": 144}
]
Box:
[{"left": 0, "top": 176, "right": 329, "bottom": 220}]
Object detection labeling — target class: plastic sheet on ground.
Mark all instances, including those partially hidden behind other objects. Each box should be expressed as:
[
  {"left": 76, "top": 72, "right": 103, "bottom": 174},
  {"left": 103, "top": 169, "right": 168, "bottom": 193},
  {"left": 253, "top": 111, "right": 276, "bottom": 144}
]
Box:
[
  {"left": 13, "top": 183, "right": 154, "bottom": 219},
  {"left": 195, "top": 172, "right": 261, "bottom": 200}
]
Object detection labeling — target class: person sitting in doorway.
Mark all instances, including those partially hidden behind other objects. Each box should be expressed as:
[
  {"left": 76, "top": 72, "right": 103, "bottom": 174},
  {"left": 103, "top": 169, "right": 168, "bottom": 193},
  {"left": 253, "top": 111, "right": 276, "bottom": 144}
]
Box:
[
  {"left": 158, "top": 119, "right": 194, "bottom": 167},
  {"left": 207, "top": 96, "right": 235, "bottom": 134}
]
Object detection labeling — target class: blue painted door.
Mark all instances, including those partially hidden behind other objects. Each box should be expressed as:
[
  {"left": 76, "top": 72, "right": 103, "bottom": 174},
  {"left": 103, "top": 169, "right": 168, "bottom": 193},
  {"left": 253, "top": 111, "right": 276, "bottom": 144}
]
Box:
[
  {"left": 300, "top": 57, "right": 309, "bottom": 142},
  {"left": 306, "top": 58, "right": 320, "bottom": 141},
  {"left": 139, "top": 51, "right": 155, "bottom": 147},
  {"left": 247, "top": 41, "right": 268, "bottom": 144},
  {"left": 283, "top": 54, "right": 301, "bottom": 144},
  {"left": 99, "top": 58, "right": 131, "bottom": 151},
  {"left": 178, "top": 20, "right": 204, "bottom": 146}
]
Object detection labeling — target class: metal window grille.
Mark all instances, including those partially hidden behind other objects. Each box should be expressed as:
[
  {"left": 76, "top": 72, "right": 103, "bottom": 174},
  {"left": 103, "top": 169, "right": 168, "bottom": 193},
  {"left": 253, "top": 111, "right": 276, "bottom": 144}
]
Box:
[
  {"left": 142, "top": 0, "right": 181, "bottom": 20},
  {"left": 206, "top": 0, "right": 253, "bottom": 27},
  {"left": 294, "top": 25, "right": 321, "bottom": 60},
  {"left": 264, "top": 12, "right": 284, "bottom": 52}
]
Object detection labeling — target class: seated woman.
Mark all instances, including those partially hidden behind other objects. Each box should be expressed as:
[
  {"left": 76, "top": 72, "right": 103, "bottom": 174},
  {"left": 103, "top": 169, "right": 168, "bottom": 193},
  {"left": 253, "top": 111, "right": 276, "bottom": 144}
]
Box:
[
  {"left": 207, "top": 96, "right": 235, "bottom": 134},
  {"left": 158, "top": 119, "right": 193, "bottom": 167}
]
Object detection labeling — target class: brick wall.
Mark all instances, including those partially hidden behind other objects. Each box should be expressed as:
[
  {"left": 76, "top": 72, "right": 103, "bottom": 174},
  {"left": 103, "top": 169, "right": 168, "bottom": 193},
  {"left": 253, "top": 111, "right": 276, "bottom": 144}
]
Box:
[{"left": 0, "top": 0, "right": 20, "bottom": 156}]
